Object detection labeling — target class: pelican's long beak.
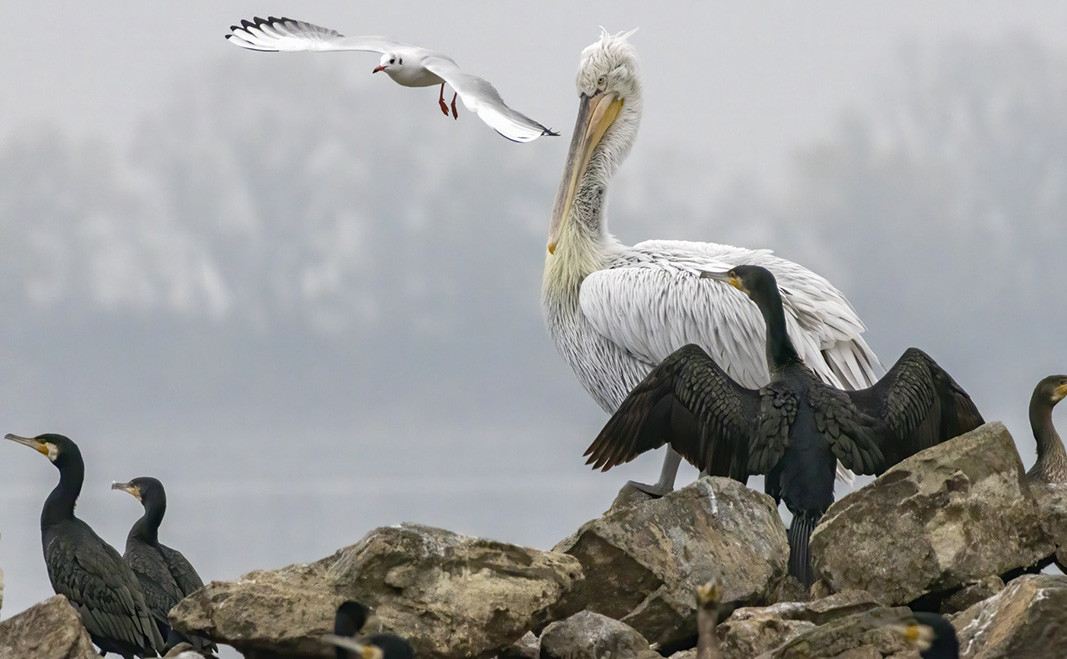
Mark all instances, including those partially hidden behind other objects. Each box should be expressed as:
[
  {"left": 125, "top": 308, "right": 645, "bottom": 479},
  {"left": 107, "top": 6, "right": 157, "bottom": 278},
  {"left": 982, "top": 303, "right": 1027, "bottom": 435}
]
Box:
[
  {"left": 700, "top": 270, "right": 741, "bottom": 291},
  {"left": 548, "top": 91, "right": 624, "bottom": 254},
  {"left": 5, "top": 433, "right": 48, "bottom": 455}
]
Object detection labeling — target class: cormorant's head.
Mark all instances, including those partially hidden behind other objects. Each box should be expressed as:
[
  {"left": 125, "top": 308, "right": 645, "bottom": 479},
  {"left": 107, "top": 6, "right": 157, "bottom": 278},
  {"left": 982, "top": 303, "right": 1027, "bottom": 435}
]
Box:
[
  {"left": 334, "top": 601, "right": 369, "bottom": 638},
  {"left": 322, "top": 631, "right": 414, "bottom": 659},
  {"left": 700, "top": 265, "right": 779, "bottom": 304},
  {"left": 6, "top": 432, "right": 79, "bottom": 467},
  {"left": 695, "top": 577, "right": 722, "bottom": 611},
  {"left": 111, "top": 476, "right": 165, "bottom": 507},
  {"left": 1035, "top": 374, "right": 1067, "bottom": 407},
  {"left": 892, "top": 611, "right": 959, "bottom": 659}
]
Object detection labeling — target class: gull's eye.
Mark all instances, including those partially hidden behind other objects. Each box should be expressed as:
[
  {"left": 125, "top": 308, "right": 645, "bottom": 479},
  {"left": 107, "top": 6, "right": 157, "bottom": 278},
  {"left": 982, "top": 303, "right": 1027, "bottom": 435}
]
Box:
[{"left": 389, "top": 57, "right": 396, "bottom": 64}]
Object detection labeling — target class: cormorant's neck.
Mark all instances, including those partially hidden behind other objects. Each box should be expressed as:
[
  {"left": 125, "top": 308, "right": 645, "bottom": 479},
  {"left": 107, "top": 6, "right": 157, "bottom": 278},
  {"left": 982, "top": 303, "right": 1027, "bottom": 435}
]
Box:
[
  {"left": 129, "top": 496, "right": 165, "bottom": 546},
  {"left": 42, "top": 458, "right": 83, "bottom": 529},
  {"left": 759, "top": 288, "right": 802, "bottom": 372},
  {"left": 1030, "top": 397, "right": 1066, "bottom": 466}
]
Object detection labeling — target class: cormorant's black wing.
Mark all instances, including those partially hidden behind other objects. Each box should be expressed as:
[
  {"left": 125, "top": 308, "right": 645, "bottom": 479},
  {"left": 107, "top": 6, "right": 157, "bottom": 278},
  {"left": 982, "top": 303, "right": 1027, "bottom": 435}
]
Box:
[
  {"left": 847, "top": 347, "right": 984, "bottom": 468},
  {"left": 584, "top": 344, "right": 762, "bottom": 480},
  {"left": 806, "top": 382, "right": 886, "bottom": 475},
  {"left": 124, "top": 540, "right": 185, "bottom": 632},
  {"left": 45, "top": 520, "right": 165, "bottom": 656},
  {"left": 159, "top": 544, "right": 206, "bottom": 596},
  {"left": 158, "top": 543, "right": 216, "bottom": 652}
]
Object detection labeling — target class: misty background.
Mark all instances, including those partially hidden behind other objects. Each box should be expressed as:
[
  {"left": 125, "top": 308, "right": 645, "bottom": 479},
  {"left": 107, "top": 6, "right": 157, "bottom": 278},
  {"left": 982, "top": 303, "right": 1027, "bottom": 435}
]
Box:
[{"left": 1, "top": 1, "right": 1065, "bottom": 645}]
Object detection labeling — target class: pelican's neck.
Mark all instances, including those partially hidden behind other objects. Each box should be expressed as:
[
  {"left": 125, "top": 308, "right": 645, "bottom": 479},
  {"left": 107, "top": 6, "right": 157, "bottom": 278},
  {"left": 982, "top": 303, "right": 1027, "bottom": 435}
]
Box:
[
  {"left": 544, "top": 99, "right": 639, "bottom": 295},
  {"left": 1030, "top": 393, "right": 1066, "bottom": 473},
  {"left": 758, "top": 288, "right": 802, "bottom": 373},
  {"left": 42, "top": 457, "right": 83, "bottom": 530}
]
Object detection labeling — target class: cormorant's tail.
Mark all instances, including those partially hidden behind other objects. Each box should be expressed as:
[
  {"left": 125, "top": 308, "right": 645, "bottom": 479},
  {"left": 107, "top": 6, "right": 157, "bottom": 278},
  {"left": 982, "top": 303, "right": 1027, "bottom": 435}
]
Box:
[{"left": 788, "top": 512, "right": 819, "bottom": 587}]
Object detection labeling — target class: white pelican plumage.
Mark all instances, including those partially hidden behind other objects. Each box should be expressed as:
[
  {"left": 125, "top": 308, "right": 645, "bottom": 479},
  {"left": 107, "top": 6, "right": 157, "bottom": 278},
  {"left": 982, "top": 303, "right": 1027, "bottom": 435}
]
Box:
[{"left": 543, "top": 30, "right": 882, "bottom": 495}]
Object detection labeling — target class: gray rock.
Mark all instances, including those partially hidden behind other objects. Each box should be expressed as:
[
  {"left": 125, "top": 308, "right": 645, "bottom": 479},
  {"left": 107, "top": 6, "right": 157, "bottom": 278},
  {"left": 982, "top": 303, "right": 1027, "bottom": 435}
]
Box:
[
  {"left": 539, "top": 611, "right": 656, "bottom": 659},
  {"left": 810, "top": 422, "right": 1054, "bottom": 604},
  {"left": 718, "top": 590, "right": 884, "bottom": 658},
  {"left": 0, "top": 595, "right": 97, "bottom": 659},
  {"left": 171, "top": 523, "right": 582, "bottom": 658},
  {"left": 939, "top": 576, "right": 1004, "bottom": 614},
  {"left": 760, "top": 606, "right": 920, "bottom": 658},
  {"left": 953, "top": 573, "right": 1067, "bottom": 658},
  {"left": 500, "top": 630, "right": 539, "bottom": 659},
  {"left": 1032, "top": 483, "right": 1067, "bottom": 570},
  {"left": 553, "top": 477, "right": 788, "bottom": 650}
]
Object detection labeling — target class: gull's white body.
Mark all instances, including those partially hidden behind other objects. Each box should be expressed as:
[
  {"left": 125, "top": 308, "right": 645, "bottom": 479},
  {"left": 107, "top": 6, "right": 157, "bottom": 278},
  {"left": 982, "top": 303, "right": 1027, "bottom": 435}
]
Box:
[
  {"left": 543, "top": 31, "right": 881, "bottom": 492},
  {"left": 227, "top": 16, "right": 557, "bottom": 142}
]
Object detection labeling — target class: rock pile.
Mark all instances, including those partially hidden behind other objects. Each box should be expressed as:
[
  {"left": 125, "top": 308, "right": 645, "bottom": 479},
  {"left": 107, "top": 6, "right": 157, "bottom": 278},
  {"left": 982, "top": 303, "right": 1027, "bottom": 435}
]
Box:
[{"left": 6, "top": 422, "right": 1067, "bottom": 658}]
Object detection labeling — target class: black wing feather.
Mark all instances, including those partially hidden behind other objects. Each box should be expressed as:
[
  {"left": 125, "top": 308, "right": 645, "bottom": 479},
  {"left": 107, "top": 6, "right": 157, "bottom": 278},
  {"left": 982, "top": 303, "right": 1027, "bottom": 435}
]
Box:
[
  {"left": 585, "top": 344, "right": 761, "bottom": 481},
  {"left": 847, "top": 347, "right": 984, "bottom": 468}
]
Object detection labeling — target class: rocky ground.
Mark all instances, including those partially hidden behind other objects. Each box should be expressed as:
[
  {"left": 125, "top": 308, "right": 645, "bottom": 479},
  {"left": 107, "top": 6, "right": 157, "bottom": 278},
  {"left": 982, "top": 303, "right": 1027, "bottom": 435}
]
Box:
[{"left": 3, "top": 422, "right": 1066, "bottom": 658}]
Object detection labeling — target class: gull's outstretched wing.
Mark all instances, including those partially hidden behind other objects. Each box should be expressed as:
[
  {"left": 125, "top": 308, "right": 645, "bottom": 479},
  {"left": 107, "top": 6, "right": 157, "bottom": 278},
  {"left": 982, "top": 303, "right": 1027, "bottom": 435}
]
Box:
[
  {"left": 422, "top": 55, "right": 558, "bottom": 142},
  {"left": 226, "top": 16, "right": 405, "bottom": 53}
]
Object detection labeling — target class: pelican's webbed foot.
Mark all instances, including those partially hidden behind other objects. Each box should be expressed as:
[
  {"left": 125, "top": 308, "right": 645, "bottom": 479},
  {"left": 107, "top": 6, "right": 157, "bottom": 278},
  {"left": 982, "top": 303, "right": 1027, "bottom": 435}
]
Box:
[{"left": 625, "top": 479, "right": 673, "bottom": 498}]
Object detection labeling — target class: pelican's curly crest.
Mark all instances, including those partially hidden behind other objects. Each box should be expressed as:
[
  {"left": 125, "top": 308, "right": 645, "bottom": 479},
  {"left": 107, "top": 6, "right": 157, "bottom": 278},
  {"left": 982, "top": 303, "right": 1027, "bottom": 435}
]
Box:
[{"left": 576, "top": 28, "right": 641, "bottom": 96}]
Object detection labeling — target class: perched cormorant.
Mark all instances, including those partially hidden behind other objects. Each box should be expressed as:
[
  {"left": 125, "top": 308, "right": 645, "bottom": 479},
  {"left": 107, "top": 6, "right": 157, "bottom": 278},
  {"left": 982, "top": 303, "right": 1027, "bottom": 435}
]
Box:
[
  {"left": 543, "top": 30, "right": 881, "bottom": 496},
  {"left": 695, "top": 578, "right": 723, "bottom": 659},
  {"left": 1024, "top": 374, "right": 1067, "bottom": 486},
  {"left": 322, "top": 600, "right": 414, "bottom": 659},
  {"left": 893, "top": 611, "right": 960, "bottom": 659},
  {"left": 6, "top": 433, "right": 165, "bottom": 658},
  {"left": 584, "top": 266, "right": 984, "bottom": 585},
  {"left": 111, "top": 477, "right": 216, "bottom": 655}
]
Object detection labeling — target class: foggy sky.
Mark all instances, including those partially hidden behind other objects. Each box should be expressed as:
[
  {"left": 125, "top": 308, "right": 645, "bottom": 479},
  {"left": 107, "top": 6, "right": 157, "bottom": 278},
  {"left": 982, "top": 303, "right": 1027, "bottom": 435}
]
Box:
[{"left": 2, "top": 4, "right": 1066, "bottom": 654}]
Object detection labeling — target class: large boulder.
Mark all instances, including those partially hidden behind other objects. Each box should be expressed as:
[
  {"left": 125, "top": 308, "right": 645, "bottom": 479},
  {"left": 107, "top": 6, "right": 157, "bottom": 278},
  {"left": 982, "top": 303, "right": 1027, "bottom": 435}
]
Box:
[
  {"left": 553, "top": 477, "right": 788, "bottom": 650},
  {"left": 761, "top": 606, "right": 921, "bottom": 658},
  {"left": 810, "top": 422, "right": 1054, "bottom": 604},
  {"left": 717, "top": 590, "right": 885, "bottom": 658},
  {"left": 0, "top": 595, "right": 97, "bottom": 659},
  {"left": 172, "top": 523, "right": 581, "bottom": 658},
  {"left": 1031, "top": 484, "right": 1067, "bottom": 570},
  {"left": 952, "top": 574, "right": 1067, "bottom": 658},
  {"left": 538, "top": 611, "right": 658, "bottom": 659}
]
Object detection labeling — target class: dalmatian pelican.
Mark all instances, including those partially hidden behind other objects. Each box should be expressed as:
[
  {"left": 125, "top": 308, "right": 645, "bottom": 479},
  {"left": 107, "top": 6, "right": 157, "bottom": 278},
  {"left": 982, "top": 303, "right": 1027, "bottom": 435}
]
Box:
[{"left": 542, "top": 29, "right": 882, "bottom": 495}]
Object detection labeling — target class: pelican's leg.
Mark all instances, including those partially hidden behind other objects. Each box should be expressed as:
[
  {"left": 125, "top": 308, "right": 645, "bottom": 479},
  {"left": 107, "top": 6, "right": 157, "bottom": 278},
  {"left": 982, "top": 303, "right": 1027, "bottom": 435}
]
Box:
[
  {"left": 626, "top": 448, "right": 682, "bottom": 498},
  {"left": 438, "top": 83, "right": 449, "bottom": 116},
  {"left": 450, "top": 92, "right": 459, "bottom": 119}
]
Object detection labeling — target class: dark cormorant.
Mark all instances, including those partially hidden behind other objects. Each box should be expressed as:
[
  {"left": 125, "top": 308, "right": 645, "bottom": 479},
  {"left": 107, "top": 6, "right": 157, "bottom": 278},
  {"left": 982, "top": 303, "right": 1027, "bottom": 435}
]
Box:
[
  {"left": 322, "top": 600, "right": 414, "bottom": 659},
  {"left": 6, "top": 433, "right": 165, "bottom": 658},
  {"left": 1024, "top": 374, "right": 1067, "bottom": 486},
  {"left": 111, "top": 477, "right": 216, "bottom": 655},
  {"left": 695, "top": 578, "right": 723, "bottom": 659},
  {"left": 894, "top": 611, "right": 960, "bottom": 659},
  {"left": 584, "top": 266, "right": 984, "bottom": 585}
]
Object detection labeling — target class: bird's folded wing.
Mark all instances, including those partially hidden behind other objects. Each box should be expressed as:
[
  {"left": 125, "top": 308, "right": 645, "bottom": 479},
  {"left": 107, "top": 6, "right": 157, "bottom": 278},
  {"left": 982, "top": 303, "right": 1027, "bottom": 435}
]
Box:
[
  {"left": 422, "top": 56, "right": 557, "bottom": 142},
  {"left": 227, "top": 16, "right": 403, "bottom": 53},
  {"left": 584, "top": 344, "right": 760, "bottom": 480},
  {"left": 847, "top": 347, "right": 984, "bottom": 467},
  {"left": 46, "top": 533, "right": 163, "bottom": 651},
  {"left": 580, "top": 242, "right": 882, "bottom": 392}
]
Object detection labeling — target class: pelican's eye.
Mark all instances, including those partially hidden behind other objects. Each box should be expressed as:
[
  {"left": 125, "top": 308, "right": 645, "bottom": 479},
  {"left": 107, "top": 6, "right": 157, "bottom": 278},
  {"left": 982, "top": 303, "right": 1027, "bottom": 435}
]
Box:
[{"left": 597, "top": 75, "right": 607, "bottom": 88}]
